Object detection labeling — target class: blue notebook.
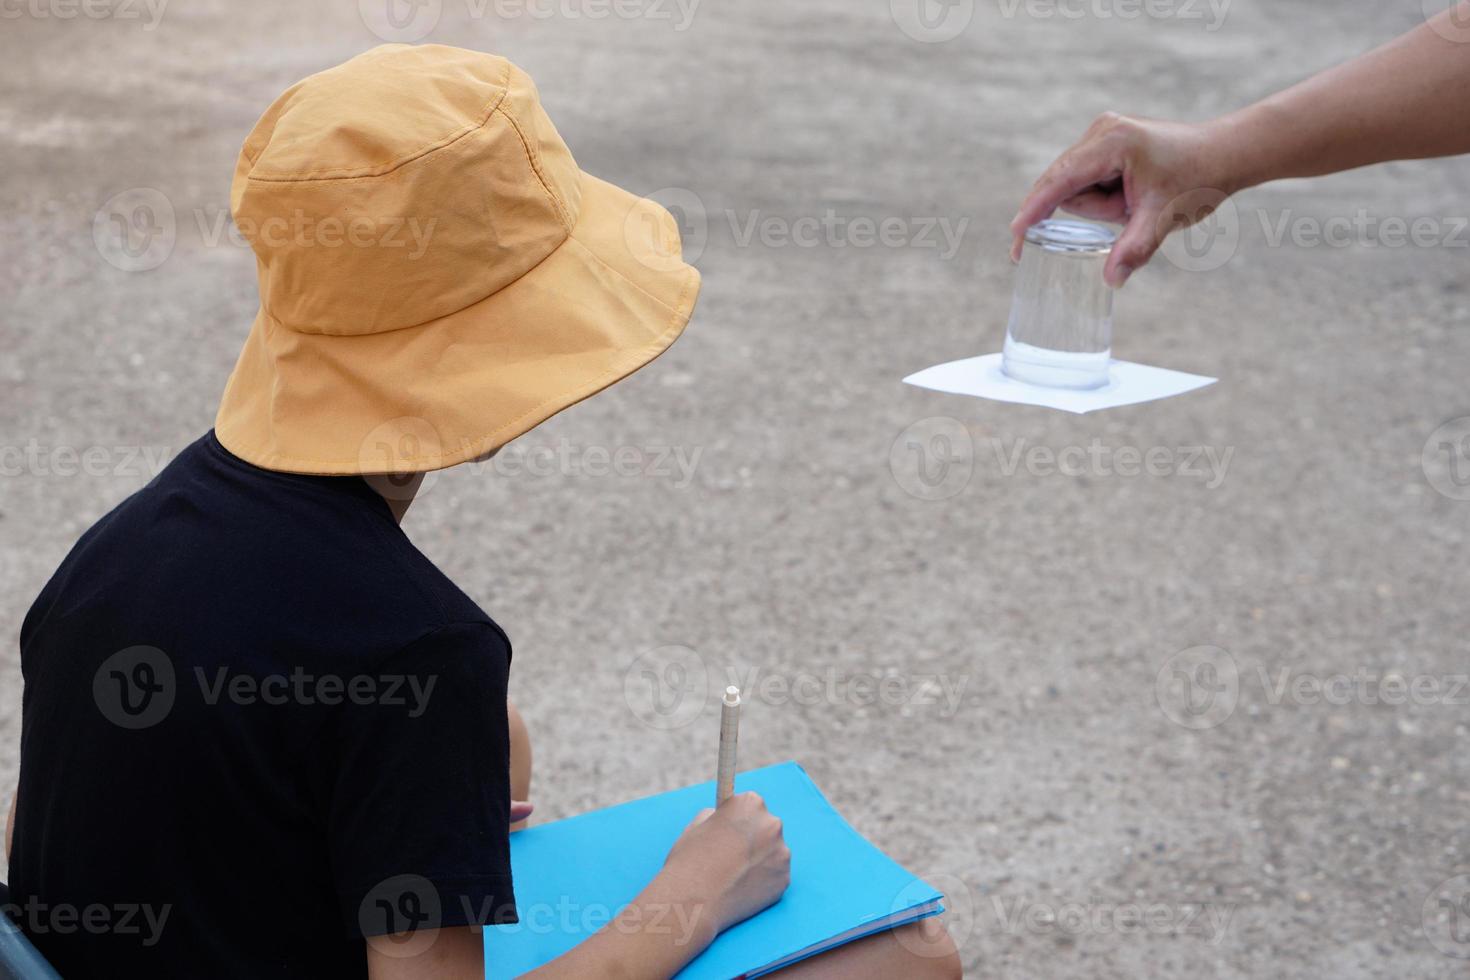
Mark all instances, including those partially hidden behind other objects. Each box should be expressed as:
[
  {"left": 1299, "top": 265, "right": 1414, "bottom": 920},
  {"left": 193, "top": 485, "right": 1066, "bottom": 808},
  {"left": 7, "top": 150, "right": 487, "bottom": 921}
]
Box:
[{"left": 485, "top": 761, "right": 943, "bottom": 979}]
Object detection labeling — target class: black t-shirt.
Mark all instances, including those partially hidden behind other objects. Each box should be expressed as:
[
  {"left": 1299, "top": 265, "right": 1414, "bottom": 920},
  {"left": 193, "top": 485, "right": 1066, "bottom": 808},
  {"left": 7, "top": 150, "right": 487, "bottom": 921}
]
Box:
[{"left": 7, "top": 431, "right": 517, "bottom": 978}]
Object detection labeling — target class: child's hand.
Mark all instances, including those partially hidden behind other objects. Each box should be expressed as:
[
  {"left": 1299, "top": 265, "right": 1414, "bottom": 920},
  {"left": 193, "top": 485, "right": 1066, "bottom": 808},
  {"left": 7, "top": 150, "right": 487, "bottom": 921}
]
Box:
[
  {"left": 1010, "top": 113, "right": 1234, "bottom": 287},
  {"left": 662, "top": 792, "right": 791, "bottom": 935}
]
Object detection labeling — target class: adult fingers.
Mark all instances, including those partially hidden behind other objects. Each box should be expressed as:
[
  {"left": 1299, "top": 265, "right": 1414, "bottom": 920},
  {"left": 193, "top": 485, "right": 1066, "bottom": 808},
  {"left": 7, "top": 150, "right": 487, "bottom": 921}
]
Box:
[
  {"left": 1104, "top": 200, "right": 1167, "bottom": 287},
  {"left": 1010, "top": 145, "right": 1122, "bottom": 261},
  {"left": 1057, "top": 183, "right": 1128, "bottom": 222}
]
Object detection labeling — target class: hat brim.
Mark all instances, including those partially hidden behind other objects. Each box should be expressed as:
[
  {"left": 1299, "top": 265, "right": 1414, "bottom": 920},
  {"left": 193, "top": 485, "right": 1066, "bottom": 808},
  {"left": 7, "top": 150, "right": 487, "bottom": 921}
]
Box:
[{"left": 215, "top": 173, "right": 700, "bottom": 475}]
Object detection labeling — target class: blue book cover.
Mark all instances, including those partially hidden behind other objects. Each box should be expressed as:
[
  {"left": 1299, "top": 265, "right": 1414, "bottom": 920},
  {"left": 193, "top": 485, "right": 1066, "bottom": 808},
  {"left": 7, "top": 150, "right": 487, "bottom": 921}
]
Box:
[{"left": 485, "top": 761, "right": 944, "bottom": 979}]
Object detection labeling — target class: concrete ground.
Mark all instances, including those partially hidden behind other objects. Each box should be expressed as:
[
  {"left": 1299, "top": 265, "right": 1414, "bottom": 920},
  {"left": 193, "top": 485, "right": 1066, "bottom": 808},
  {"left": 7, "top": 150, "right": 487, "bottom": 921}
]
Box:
[{"left": 3, "top": 0, "right": 1469, "bottom": 976}]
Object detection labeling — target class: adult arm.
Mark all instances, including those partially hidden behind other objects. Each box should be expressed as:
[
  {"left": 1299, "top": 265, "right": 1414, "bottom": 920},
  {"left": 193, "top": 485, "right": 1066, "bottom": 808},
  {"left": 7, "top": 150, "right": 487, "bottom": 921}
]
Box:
[{"left": 1011, "top": 1, "right": 1470, "bottom": 285}]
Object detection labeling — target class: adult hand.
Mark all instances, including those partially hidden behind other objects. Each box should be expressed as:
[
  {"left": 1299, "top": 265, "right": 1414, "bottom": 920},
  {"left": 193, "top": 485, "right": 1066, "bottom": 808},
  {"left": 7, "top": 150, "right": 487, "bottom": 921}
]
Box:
[{"left": 1009, "top": 113, "right": 1236, "bottom": 287}]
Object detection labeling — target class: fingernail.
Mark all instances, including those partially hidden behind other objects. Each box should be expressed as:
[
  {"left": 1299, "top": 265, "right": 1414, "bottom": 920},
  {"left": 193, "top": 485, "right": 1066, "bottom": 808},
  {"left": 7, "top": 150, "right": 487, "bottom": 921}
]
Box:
[{"left": 1112, "top": 264, "right": 1133, "bottom": 288}]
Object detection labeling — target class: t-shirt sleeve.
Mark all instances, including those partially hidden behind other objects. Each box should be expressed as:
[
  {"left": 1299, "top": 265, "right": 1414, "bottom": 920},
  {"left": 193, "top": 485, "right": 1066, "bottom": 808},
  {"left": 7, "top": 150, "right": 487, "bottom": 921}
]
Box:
[{"left": 322, "top": 621, "right": 518, "bottom": 938}]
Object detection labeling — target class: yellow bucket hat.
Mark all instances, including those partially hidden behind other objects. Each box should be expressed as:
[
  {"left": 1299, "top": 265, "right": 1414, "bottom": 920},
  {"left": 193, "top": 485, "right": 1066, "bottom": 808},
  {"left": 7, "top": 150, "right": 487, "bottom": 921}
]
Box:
[{"left": 215, "top": 44, "right": 700, "bottom": 475}]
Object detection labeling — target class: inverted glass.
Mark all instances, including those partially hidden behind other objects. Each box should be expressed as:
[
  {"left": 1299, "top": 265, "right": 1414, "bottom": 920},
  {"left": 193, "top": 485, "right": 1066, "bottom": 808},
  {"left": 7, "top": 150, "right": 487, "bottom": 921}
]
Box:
[{"left": 1001, "top": 219, "right": 1117, "bottom": 390}]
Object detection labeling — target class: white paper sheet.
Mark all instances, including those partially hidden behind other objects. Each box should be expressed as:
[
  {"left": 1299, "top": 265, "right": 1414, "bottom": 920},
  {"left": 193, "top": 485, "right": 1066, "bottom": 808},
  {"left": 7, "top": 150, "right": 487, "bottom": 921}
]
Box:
[{"left": 903, "top": 353, "right": 1216, "bottom": 414}]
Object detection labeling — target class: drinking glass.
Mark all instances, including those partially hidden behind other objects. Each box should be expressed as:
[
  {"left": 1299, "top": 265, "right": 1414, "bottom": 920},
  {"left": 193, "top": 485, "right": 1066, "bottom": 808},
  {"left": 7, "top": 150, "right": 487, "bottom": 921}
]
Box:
[{"left": 1001, "top": 219, "right": 1117, "bottom": 389}]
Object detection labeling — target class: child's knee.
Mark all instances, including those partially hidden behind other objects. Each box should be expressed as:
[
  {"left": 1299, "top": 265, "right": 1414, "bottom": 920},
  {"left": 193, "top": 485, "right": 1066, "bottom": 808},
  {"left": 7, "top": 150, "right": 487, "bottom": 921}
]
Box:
[{"left": 896, "top": 917, "right": 963, "bottom": 979}]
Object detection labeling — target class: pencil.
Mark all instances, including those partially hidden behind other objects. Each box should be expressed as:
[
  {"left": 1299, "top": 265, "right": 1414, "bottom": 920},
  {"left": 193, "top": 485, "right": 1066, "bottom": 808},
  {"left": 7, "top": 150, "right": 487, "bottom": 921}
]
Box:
[{"left": 716, "top": 685, "right": 741, "bottom": 805}]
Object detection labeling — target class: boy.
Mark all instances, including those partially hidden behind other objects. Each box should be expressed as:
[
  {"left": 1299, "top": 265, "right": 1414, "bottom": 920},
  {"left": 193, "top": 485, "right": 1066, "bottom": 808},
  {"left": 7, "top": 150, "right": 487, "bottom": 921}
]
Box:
[{"left": 5, "top": 44, "right": 960, "bottom": 979}]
